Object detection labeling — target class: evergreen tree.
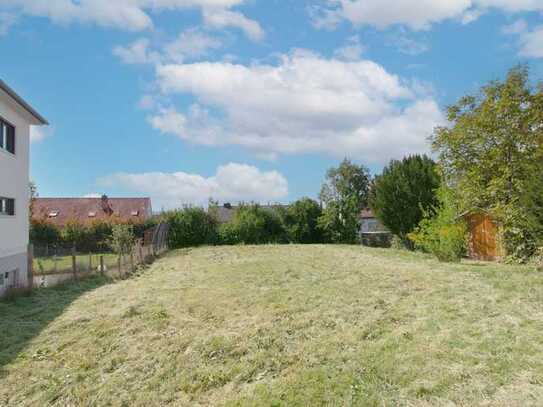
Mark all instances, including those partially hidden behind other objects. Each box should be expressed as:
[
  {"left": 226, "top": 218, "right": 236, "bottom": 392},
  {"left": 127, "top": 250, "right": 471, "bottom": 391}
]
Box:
[{"left": 370, "top": 155, "right": 440, "bottom": 243}]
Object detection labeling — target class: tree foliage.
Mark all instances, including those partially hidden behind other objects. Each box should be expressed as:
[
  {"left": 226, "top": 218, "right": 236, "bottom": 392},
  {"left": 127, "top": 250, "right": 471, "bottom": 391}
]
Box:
[
  {"left": 431, "top": 65, "right": 543, "bottom": 259},
  {"left": 223, "top": 204, "right": 286, "bottom": 245},
  {"left": 371, "top": 155, "right": 440, "bottom": 242},
  {"left": 409, "top": 185, "right": 467, "bottom": 262},
  {"left": 281, "top": 198, "right": 323, "bottom": 243},
  {"left": 108, "top": 224, "right": 136, "bottom": 255},
  {"left": 167, "top": 207, "right": 218, "bottom": 248},
  {"left": 318, "top": 159, "right": 371, "bottom": 243}
]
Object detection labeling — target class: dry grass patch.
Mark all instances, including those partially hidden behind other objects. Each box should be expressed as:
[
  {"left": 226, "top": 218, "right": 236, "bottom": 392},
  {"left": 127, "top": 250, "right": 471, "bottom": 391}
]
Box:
[{"left": 1, "top": 245, "right": 543, "bottom": 406}]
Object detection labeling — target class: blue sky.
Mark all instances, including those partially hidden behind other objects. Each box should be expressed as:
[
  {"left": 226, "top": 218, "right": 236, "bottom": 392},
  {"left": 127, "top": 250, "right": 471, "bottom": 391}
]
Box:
[{"left": 1, "top": 0, "right": 542, "bottom": 210}]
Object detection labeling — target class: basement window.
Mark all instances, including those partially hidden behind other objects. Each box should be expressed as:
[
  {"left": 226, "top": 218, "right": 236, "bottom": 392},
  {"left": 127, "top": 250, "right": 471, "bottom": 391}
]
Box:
[
  {"left": 0, "top": 197, "right": 15, "bottom": 216},
  {"left": 131, "top": 210, "right": 139, "bottom": 216},
  {"left": 48, "top": 211, "right": 59, "bottom": 218}
]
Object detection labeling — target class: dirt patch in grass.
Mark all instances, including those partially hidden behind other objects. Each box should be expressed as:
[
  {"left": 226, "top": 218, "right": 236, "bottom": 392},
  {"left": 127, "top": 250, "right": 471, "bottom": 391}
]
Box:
[{"left": 1, "top": 245, "right": 543, "bottom": 406}]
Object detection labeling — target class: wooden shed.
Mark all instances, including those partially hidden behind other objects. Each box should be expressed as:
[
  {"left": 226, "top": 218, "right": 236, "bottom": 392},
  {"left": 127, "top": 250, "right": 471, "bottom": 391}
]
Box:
[{"left": 464, "top": 212, "right": 505, "bottom": 261}]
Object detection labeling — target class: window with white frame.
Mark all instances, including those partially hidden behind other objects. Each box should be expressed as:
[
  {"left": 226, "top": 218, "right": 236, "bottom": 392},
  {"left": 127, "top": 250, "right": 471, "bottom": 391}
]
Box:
[
  {"left": 0, "top": 118, "right": 15, "bottom": 155},
  {"left": 0, "top": 197, "right": 15, "bottom": 216}
]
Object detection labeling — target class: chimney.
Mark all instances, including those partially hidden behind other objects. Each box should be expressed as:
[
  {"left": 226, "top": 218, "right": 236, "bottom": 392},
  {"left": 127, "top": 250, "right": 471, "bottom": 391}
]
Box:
[{"left": 101, "top": 194, "right": 114, "bottom": 216}]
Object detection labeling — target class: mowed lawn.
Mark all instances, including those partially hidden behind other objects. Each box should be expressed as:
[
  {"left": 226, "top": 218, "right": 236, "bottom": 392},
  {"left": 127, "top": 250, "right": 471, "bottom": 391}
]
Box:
[{"left": 2, "top": 246, "right": 543, "bottom": 406}]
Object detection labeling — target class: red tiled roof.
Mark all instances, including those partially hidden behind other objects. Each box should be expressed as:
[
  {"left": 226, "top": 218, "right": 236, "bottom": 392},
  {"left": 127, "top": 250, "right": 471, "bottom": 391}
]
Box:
[{"left": 32, "top": 197, "right": 152, "bottom": 226}]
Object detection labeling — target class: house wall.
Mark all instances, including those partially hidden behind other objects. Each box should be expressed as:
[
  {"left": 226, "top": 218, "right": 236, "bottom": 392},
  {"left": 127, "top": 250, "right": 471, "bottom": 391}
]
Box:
[{"left": 0, "top": 93, "right": 31, "bottom": 294}]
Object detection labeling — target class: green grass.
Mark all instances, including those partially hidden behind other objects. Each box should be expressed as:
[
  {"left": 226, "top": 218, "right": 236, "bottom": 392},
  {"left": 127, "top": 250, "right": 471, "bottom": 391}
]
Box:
[
  {"left": 2, "top": 245, "right": 543, "bottom": 406},
  {"left": 33, "top": 253, "right": 119, "bottom": 275}
]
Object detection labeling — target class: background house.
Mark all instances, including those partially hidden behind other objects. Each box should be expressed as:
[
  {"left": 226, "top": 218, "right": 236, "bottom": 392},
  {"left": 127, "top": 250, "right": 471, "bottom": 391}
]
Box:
[
  {"left": 359, "top": 209, "right": 391, "bottom": 247},
  {"left": 0, "top": 80, "right": 48, "bottom": 296},
  {"left": 32, "top": 195, "right": 152, "bottom": 227}
]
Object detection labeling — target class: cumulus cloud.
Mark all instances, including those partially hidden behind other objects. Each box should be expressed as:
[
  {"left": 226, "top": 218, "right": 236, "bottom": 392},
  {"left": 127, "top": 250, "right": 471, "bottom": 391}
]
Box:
[
  {"left": 148, "top": 50, "right": 444, "bottom": 164},
  {"left": 2, "top": 0, "right": 263, "bottom": 40},
  {"left": 98, "top": 163, "right": 289, "bottom": 209},
  {"left": 313, "top": 0, "right": 543, "bottom": 31}
]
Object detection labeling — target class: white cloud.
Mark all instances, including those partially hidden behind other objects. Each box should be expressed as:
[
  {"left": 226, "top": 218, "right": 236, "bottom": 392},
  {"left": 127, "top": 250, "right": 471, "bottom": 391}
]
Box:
[
  {"left": 164, "top": 28, "right": 223, "bottom": 62},
  {"left": 519, "top": 26, "right": 543, "bottom": 58},
  {"left": 149, "top": 50, "right": 444, "bottom": 164},
  {"left": 98, "top": 163, "right": 289, "bottom": 209},
  {"left": 3, "top": 0, "right": 262, "bottom": 40},
  {"left": 502, "top": 19, "right": 528, "bottom": 35},
  {"left": 314, "top": 0, "right": 543, "bottom": 31},
  {"left": 0, "top": 12, "right": 17, "bottom": 36},
  {"left": 113, "top": 29, "right": 223, "bottom": 65},
  {"left": 333, "top": 36, "right": 365, "bottom": 61},
  {"left": 391, "top": 35, "right": 429, "bottom": 55},
  {"left": 202, "top": 8, "right": 264, "bottom": 41},
  {"left": 30, "top": 126, "right": 53, "bottom": 143},
  {"left": 113, "top": 38, "right": 161, "bottom": 64},
  {"left": 501, "top": 20, "right": 543, "bottom": 59}
]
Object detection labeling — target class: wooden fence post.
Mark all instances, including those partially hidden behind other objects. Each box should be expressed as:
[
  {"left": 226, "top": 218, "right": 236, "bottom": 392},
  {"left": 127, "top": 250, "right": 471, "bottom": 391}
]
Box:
[
  {"left": 89, "top": 254, "right": 92, "bottom": 274},
  {"left": 130, "top": 251, "right": 134, "bottom": 273},
  {"left": 72, "top": 247, "right": 77, "bottom": 281},
  {"left": 100, "top": 255, "right": 104, "bottom": 276},
  {"left": 118, "top": 254, "right": 122, "bottom": 278},
  {"left": 139, "top": 244, "right": 144, "bottom": 264},
  {"left": 27, "top": 244, "right": 34, "bottom": 290}
]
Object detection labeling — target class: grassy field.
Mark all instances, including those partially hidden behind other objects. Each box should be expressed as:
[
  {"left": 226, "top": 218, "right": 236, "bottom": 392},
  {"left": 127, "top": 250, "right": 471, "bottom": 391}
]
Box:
[{"left": 2, "top": 245, "right": 543, "bottom": 406}]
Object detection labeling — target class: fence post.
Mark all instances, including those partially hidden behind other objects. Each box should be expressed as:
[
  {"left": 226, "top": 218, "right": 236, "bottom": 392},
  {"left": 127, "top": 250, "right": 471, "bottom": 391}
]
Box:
[
  {"left": 100, "top": 255, "right": 104, "bottom": 276},
  {"left": 72, "top": 246, "right": 77, "bottom": 281},
  {"left": 118, "top": 254, "right": 122, "bottom": 278},
  {"left": 139, "top": 244, "right": 144, "bottom": 264},
  {"left": 130, "top": 251, "right": 134, "bottom": 273},
  {"left": 54, "top": 248, "right": 58, "bottom": 274},
  {"left": 27, "top": 244, "right": 34, "bottom": 290},
  {"left": 89, "top": 253, "right": 92, "bottom": 274}
]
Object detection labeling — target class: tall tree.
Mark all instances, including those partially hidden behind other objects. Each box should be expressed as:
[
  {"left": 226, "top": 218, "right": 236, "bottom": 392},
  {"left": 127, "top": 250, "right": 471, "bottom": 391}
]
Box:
[
  {"left": 318, "top": 159, "right": 371, "bottom": 243},
  {"left": 281, "top": 198, "right": 323, "bottom": 244},
  {"left": 431, "top": 65, "right": 543, "bottom": 258},
  {"left": 370, "top": 155, "right": 440, "bottom": 243}
]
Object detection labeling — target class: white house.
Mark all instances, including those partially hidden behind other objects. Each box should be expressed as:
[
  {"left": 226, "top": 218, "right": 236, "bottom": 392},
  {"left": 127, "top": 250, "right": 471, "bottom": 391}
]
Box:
[{"left": 0, "top": 80, "right": 47, "bottom": 296}]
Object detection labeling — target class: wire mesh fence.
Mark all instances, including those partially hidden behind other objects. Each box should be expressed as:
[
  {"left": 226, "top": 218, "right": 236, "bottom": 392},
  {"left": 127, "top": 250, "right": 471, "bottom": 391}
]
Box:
[{"left": 31, "top": 222, "right": 169, "bottom": 289}]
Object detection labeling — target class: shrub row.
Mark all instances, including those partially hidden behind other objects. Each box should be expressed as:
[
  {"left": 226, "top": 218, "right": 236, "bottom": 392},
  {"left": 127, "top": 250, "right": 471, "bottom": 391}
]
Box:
[
  {"left": 30, "top": 218, "right": 159, "bottom": 253},
  {"left": 166, "top": 199, "right": 324, "bottom": 249}
]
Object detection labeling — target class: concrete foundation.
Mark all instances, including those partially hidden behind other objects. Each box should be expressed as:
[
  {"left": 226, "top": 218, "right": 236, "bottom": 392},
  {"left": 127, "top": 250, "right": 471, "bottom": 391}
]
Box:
[{"left": 0, "top": 251, "right": 28, "bottom": 297}]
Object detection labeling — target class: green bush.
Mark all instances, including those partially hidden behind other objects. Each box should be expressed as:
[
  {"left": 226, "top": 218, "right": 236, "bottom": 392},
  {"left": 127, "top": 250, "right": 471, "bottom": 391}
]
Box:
[
  {"left": 282, "top": 198, "right": 323, "bottom": 243},
  {"left": 30, "top": 220, "right": 61, "bottom": 247},
  {"left": 167, "top": 207, "right": 218, "bottom": 248},
  {"left": 224, "top": 204, "right": 286, "bottom": 245},
  {"left": 409, "top": 186, "right": 467, "bottom": 263},
  {"left": 61, "top": 220, "right": 90, "bottom": 249},
  {"left": 218, "top": 222, "right": 240, "bottom": 245},
  {"left": 108, "top": 224, "right": 136, "bottom": 255}
]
